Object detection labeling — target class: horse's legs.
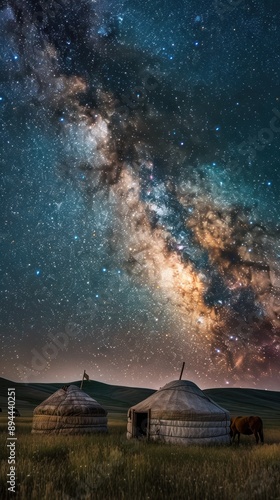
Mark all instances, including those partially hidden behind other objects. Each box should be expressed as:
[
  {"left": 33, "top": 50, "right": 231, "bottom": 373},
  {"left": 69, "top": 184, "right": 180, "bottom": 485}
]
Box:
[
  {"left": 232, "top": 430, "right": 243, "bottom": 445},
  {"left": 231, "top": 430, "right": 237, "bottom": 444},
  {"left": 259, "top": 429, "right": 264, "bottom": 444},
  {"left": 254, "top": 431, "right": 259, "bottom": 444}
]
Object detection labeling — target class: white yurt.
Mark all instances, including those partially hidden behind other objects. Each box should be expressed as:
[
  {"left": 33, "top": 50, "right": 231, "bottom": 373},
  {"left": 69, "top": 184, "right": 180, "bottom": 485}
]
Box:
[
  {"left": 127, "top": 380, "right": 230, "bottom": 445},
  {"left": 32, "top": 385, "right": 107, "bottom": 434}
]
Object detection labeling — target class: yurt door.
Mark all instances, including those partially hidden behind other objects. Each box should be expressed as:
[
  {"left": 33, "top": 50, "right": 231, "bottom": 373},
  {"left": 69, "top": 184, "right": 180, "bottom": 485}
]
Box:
[{"left": 133, "top": 411, "right": 150, "bottom": 438}]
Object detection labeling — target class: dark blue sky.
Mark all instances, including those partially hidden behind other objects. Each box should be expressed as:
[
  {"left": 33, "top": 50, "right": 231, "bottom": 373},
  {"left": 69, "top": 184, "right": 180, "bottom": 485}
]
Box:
[{"left": 0, "top": 0, "right": 279, "bottom": 389}]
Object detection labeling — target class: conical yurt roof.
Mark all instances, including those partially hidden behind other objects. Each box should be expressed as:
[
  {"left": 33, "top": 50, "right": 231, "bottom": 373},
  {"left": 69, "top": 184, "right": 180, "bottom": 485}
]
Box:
[
  {"left": 32, "top": 384, "right": 107, "bottom": 434},
  {"left": 129, "top": 380, "right": 229, "bottom": 420}
]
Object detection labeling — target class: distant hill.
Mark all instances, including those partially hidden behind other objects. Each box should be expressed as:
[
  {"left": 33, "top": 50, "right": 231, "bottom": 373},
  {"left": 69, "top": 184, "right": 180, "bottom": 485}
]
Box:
[
  {"left": 0, "top": 378, "right": 279, "bottom": 426},
  {"left": 205, "top": 388, "right": 280, "bottom": 426},
  {"left": 0, "top": 377, "right": 154, "bottom": 415}
]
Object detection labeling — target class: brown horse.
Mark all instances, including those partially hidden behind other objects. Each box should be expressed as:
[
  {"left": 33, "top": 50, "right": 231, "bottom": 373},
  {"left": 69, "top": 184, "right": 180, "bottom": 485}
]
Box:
[{"left": 230, "top": 416, "right": 264, "bottom": 445}]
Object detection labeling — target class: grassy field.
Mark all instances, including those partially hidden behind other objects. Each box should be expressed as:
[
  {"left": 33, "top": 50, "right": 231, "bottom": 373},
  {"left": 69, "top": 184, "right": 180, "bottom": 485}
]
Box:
[
  {"left": 0, "top": 417, "right": 280, "bottom": 500},
  {"left": 1, "top": 379, "right": 280, "bottom": 499}
]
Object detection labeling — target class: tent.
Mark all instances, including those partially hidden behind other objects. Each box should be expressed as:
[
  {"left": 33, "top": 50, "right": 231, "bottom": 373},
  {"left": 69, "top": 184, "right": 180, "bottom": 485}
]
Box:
[
  {"left": 127, "top": 380, "right": 230, "bottom": 445},
  {"left": 32, "top": 384, "right": 107, "bottom": 434}
]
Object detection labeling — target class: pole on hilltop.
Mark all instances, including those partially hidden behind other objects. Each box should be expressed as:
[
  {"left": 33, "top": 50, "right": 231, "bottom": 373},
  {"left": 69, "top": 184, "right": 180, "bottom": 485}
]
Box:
[{"left": 80, "top": 369, "right": 89, "bottom": 389}]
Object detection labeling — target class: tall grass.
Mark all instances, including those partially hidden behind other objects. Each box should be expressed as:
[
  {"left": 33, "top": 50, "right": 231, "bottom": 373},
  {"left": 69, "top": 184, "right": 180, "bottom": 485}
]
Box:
[{"left": 0, "top": 419, "right": 280, "bottom": 499}]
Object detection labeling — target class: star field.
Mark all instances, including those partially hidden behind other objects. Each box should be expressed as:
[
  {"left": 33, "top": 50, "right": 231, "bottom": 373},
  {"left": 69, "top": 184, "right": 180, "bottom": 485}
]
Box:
[{"left": 0, "top": 0, "right": 279, "bottom": 389}]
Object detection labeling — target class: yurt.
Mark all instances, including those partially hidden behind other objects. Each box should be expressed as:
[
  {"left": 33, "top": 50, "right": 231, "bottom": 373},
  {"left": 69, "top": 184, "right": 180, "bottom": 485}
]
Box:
[
  {"left": 127, "top": 380, "right": 230, "bottom": 445},
  {"left": 32, "top": 385, "right": 107, "bottom": 434}
]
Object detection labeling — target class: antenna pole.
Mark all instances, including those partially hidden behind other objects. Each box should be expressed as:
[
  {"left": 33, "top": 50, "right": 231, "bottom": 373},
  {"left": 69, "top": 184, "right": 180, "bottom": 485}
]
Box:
[
  {"left": 179, "top": 362, "right": 185, "bottom": 380},
  {"left": 80, "top": 370, "right": 85, "bottom": 389}
]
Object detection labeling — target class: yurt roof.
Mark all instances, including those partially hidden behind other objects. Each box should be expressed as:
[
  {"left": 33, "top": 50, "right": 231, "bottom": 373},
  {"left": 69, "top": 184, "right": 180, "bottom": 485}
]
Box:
[
  {"left": 33, "top": 384, "right": 107, "bottom": 416},
  {"left": 129, "top": 380, "right": 229, "bottom": 420}
]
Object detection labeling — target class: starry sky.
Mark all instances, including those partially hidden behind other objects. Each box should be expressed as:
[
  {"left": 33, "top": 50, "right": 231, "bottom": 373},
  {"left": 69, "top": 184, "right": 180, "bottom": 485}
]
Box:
[{"left": 0, "top": 0, "right": 280, "bottom": 390}]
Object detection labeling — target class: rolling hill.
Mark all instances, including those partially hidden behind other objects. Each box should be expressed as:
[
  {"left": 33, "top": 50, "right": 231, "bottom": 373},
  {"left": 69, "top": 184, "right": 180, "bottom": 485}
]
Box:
[
  {"left": 0, "top": 378, "right": 279, "bottom": 426},
  {"left": 0, "top": 377, "right": 154, "bottom": 415}
]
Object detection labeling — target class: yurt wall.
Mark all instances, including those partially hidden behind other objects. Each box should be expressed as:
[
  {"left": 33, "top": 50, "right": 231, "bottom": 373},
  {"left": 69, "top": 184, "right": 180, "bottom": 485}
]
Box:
[
  {"left": 127, "top": 380, "right": 230, "bottom": 445},
  {"left": 32, "top": 385, "right": 108, "bottom": 435}
]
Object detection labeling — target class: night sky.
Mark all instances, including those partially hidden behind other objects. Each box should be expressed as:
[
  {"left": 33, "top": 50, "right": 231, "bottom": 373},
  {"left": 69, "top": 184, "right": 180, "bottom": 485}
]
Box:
[{"left": 0, "top": 0, "right": 280, "bottom": 390}]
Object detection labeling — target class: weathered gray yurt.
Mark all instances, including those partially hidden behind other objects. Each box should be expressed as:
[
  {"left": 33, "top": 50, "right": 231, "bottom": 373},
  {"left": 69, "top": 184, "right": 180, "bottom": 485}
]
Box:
[
  {"left": 32, "top": 385, "right": 107, "bottom": 434},
  {"left": 127, "top": 380, "right": 230, "bottom": 445}
]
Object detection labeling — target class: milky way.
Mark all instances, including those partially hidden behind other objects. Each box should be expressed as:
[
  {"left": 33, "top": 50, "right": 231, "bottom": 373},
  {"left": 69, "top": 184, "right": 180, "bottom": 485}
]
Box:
[{"left": 0, "top": 0, "right": 280, "bottom": 389}]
